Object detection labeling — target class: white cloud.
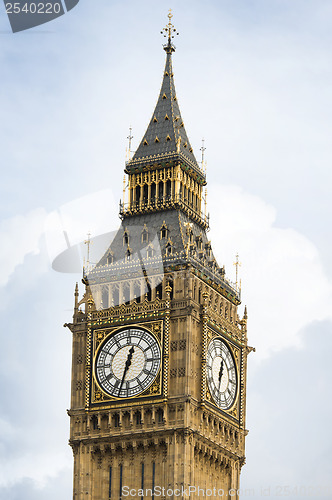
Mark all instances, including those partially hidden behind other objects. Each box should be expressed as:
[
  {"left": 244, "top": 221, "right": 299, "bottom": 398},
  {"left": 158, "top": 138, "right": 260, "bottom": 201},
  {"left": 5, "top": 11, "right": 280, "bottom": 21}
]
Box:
[
  {"left": 0, "top": 190, "right": 119, "bottom": 290},
  {"left": 209, "top": 184, "right": 332, "bottom": 358},
  {"left": 44, "top": 189, "right": 119, "bottom": 266},
  {"left": 0, "top": 209, "right": 46, "bottom": 287},
  {"left": 0, "top": 446, "right": 71, "bottom": 489}
]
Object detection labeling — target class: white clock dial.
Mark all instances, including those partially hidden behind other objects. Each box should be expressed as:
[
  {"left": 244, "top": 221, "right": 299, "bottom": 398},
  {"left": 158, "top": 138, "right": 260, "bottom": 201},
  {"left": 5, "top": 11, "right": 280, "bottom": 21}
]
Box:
[
  {"left": 206, "top": 338, "right": 238, "bottom": 410},
  {"left": 95, "top": 327, "right": 161, "bottom": 398}
]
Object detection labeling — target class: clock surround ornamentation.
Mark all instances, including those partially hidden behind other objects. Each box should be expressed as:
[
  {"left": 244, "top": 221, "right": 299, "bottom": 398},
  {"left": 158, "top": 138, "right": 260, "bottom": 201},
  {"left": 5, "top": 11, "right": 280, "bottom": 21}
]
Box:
[
  {"left": 94, "top": 326, "right": 162, "bottom": 399},
  {"left": 206, "top": 336, "right": 238, "bottom": 410}
]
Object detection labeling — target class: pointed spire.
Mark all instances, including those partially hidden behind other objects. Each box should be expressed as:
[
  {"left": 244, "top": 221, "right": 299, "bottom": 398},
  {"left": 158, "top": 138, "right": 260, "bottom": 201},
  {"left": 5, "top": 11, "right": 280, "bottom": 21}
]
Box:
[
  {"left": 74, "top": 282, "right": 79, "bottom": 313},
  {"left": 126, "top": 12, "right": 204, "bottom": 178}
]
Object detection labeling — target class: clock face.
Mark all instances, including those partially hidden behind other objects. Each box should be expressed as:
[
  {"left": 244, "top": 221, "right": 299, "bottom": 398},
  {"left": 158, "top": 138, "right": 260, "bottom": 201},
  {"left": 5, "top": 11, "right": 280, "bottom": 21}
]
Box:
[
  {"left": 94, "top": 327, "right": 161, "bottom": 398},
  {"left": 206, "top": 338, "right": 238, "bottom": 410}
]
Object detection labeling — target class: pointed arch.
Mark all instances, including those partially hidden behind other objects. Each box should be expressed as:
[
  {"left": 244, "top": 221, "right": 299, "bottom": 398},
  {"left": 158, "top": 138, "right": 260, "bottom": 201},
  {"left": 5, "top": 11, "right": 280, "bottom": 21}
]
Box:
[
  {"left": 160, "top": 221, "right": 168, "bottom": 240},
  {"left": 146, "top": 243, "right": 154, "bottom": 259},
  {"left": 165, "top": 238, "right": 173, "bottom": 256},
  {"left": 107, "top": 251, "right": 114, "bottom": 265},
  {"left": 141, "top": 224, "right": 149, "bottom": 244},
  {"left": 123, "top": 229, "right": 129, "bottom": 246}
]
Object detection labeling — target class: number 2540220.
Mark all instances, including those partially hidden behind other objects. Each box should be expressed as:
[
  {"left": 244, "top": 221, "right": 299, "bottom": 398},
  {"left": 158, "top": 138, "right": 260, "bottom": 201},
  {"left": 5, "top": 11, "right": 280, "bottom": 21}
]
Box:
[{"left": 6, "top": 3, "right": 62, "bottom": 14}]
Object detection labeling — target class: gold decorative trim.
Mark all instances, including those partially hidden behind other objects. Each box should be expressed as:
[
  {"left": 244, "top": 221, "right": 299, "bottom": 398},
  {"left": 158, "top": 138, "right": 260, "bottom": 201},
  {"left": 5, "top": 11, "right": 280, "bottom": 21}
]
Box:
[
  {"left": 90, "top": 320, "right": 164, "bottom": 405},
  {"left": 204, "top": 327, "right": 241, "bottom": 419}
]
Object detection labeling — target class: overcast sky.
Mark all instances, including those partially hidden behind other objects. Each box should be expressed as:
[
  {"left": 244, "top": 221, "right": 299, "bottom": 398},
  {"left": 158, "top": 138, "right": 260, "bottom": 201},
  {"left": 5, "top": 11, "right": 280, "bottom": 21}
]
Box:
[{"left": 0, "top": 1, "right": 331, "bottom": 499}]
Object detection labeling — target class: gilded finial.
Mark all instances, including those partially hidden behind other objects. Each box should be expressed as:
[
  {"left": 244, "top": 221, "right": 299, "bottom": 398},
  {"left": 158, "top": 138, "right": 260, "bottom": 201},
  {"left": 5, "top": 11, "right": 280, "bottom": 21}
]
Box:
[
  {"left": 200, "top": 138, "right": 207, "bottom": 175},
  {"left": 84, "top": 232, "right": 93, "bottom": 273},
  {"left": 233, "top": 253, "right": 241, "bottom": 289},
  {"left": 204, "top": 187, "right": 207, "bottom": 218},
  {"left": 161, "top": 9, "right": 179, "bottom": 53},
  {"left": 126, "top": 125, "right": 133, "bottom": 162},
  {"left": 166, "top": 9, "right": 173, "bottom": 39},
  {"left": 74, "top": 282, "right": 79, "bottom": 313},
  {"left": 200, "top": 138, "right": 206, "bottom": 167},
  {"left": 123, "top": 175, "right": 127, "bottom": 206}
]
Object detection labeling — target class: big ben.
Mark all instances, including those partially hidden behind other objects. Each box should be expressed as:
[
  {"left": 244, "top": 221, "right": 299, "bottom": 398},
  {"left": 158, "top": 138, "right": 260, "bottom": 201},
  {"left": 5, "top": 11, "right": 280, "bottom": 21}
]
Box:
[{"left": 65, "top": 12, "right": 251, "bottom": 500}]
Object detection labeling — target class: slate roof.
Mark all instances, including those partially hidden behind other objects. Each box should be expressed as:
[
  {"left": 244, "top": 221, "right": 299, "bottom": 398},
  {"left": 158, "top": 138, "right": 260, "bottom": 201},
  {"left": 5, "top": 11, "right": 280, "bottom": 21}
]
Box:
[
  {"left": 88, "top": 210, "right": 239, "bottom": 302},
  {"left": 86, "top": 39, "right": 239, "bottom": 303},
  {"left": 126, "top": 43, "right": 203, "bottom": 176}
]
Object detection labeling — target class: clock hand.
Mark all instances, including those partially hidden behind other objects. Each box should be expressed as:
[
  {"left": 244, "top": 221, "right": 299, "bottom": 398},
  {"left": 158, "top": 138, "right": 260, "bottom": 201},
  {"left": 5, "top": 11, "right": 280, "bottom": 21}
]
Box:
[
  {"left": 118, "top": 346, "right": 135, "bottom": 396},
  {"left": 218, "top": 359, "right": 224, "bottom": 393}
]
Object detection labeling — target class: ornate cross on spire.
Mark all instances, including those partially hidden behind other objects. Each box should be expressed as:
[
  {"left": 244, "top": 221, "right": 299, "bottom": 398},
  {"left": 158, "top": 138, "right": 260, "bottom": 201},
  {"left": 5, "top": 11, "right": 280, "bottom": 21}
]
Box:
[{"left": 161, "top": 9, "right": 179, "bottom": 51}]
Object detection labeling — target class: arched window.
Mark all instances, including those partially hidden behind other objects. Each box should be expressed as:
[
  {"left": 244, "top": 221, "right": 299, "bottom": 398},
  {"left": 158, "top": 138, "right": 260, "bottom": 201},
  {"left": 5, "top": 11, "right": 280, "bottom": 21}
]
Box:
[
  {"left": 113, "top": 413, "right": 120, "bottom": 428},
  {"left": 146, "top": 245, "right": 154, "bottom": 259},
  {"left": 160, "top": 224, "right": 168, "bottom": 239},
  {"left": 135, "top": 185, "right": 140, "bottom": 205},
  {"left": 92, "top": 415, "right": 98, "bottom": 430},
  {"left": 123, "top": 231, "right": 129, "bottom": 246},
  {"left": 151, "top": 182, "right": 156, "bottom": 203},
  {"left": 102, "top": 287, "right": 109, "bottom": 308},
  {"left": 166, "top": 179, "right": 171, "bottom": 197},
  {"left": 189, "top": 231, "right": 193, "bottom": 244},
  {"left": 113, "top": 286, "right": 120, "bottom": 307},
  {"left": 157, "top": 409, "right": 164, "bottom": 423},
  {"left": 126, "top": 249, "right": 131, "bottom": 261},
  {"left": 142, "top": 227, "right": 149, "bottom": 243},
  {"left": 107, "top": 253, "right": 114, "bottom": 265},
  {"left": 123, "top": 284, "right": 130, "bottom": 305},
  {"left": 158, "top": 182, "right": 164, "bottom": 200},
  {"left": 166, "top": 243, "right": 173, "bottom": 256},
  {"left": 134, "top": 282, "right": 141, "bottom": 303},
  {"left": 143, "top": 184, "right": 148, "bottom": 203}
]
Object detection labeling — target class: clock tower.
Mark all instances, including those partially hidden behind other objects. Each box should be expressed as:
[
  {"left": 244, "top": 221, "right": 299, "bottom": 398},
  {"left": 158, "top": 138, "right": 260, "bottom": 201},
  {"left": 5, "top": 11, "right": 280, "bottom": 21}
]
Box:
[{"left": 66, "top": 12, "right": 251, "bottom": 500}]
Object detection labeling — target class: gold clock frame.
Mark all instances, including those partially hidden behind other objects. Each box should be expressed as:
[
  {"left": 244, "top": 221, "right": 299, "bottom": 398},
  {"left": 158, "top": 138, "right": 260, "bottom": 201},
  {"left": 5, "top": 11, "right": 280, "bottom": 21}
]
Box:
[
  {"left": 204, "top": 327, "right": 241, "bottom": 419},
  {"left": 87, "top": 320, "right": 165, "bottom": 406}
]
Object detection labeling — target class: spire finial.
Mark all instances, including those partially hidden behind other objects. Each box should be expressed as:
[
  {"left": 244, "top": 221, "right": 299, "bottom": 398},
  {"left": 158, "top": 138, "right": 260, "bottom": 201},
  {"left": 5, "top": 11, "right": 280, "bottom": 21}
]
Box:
[
  {"left": 233, "top": 253, "right": 241, "bottom": 289},
  {"left": 126, "top": 125, "right": 133, "bottom": 161},
  {"left": 200, "top": 138, "right": 207, "bottom": 174},
  {"left": 167, "top": 9, "right": 173, "bottom": 39},
  {"left": 74, "top": 282, "right": 79, "bottom": 313},
  {"left": 161, "top": 9, "right": 179, "bottom": 53},
  {"left": 84, "top": 232, "right": 93, "bottom": 272}
]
